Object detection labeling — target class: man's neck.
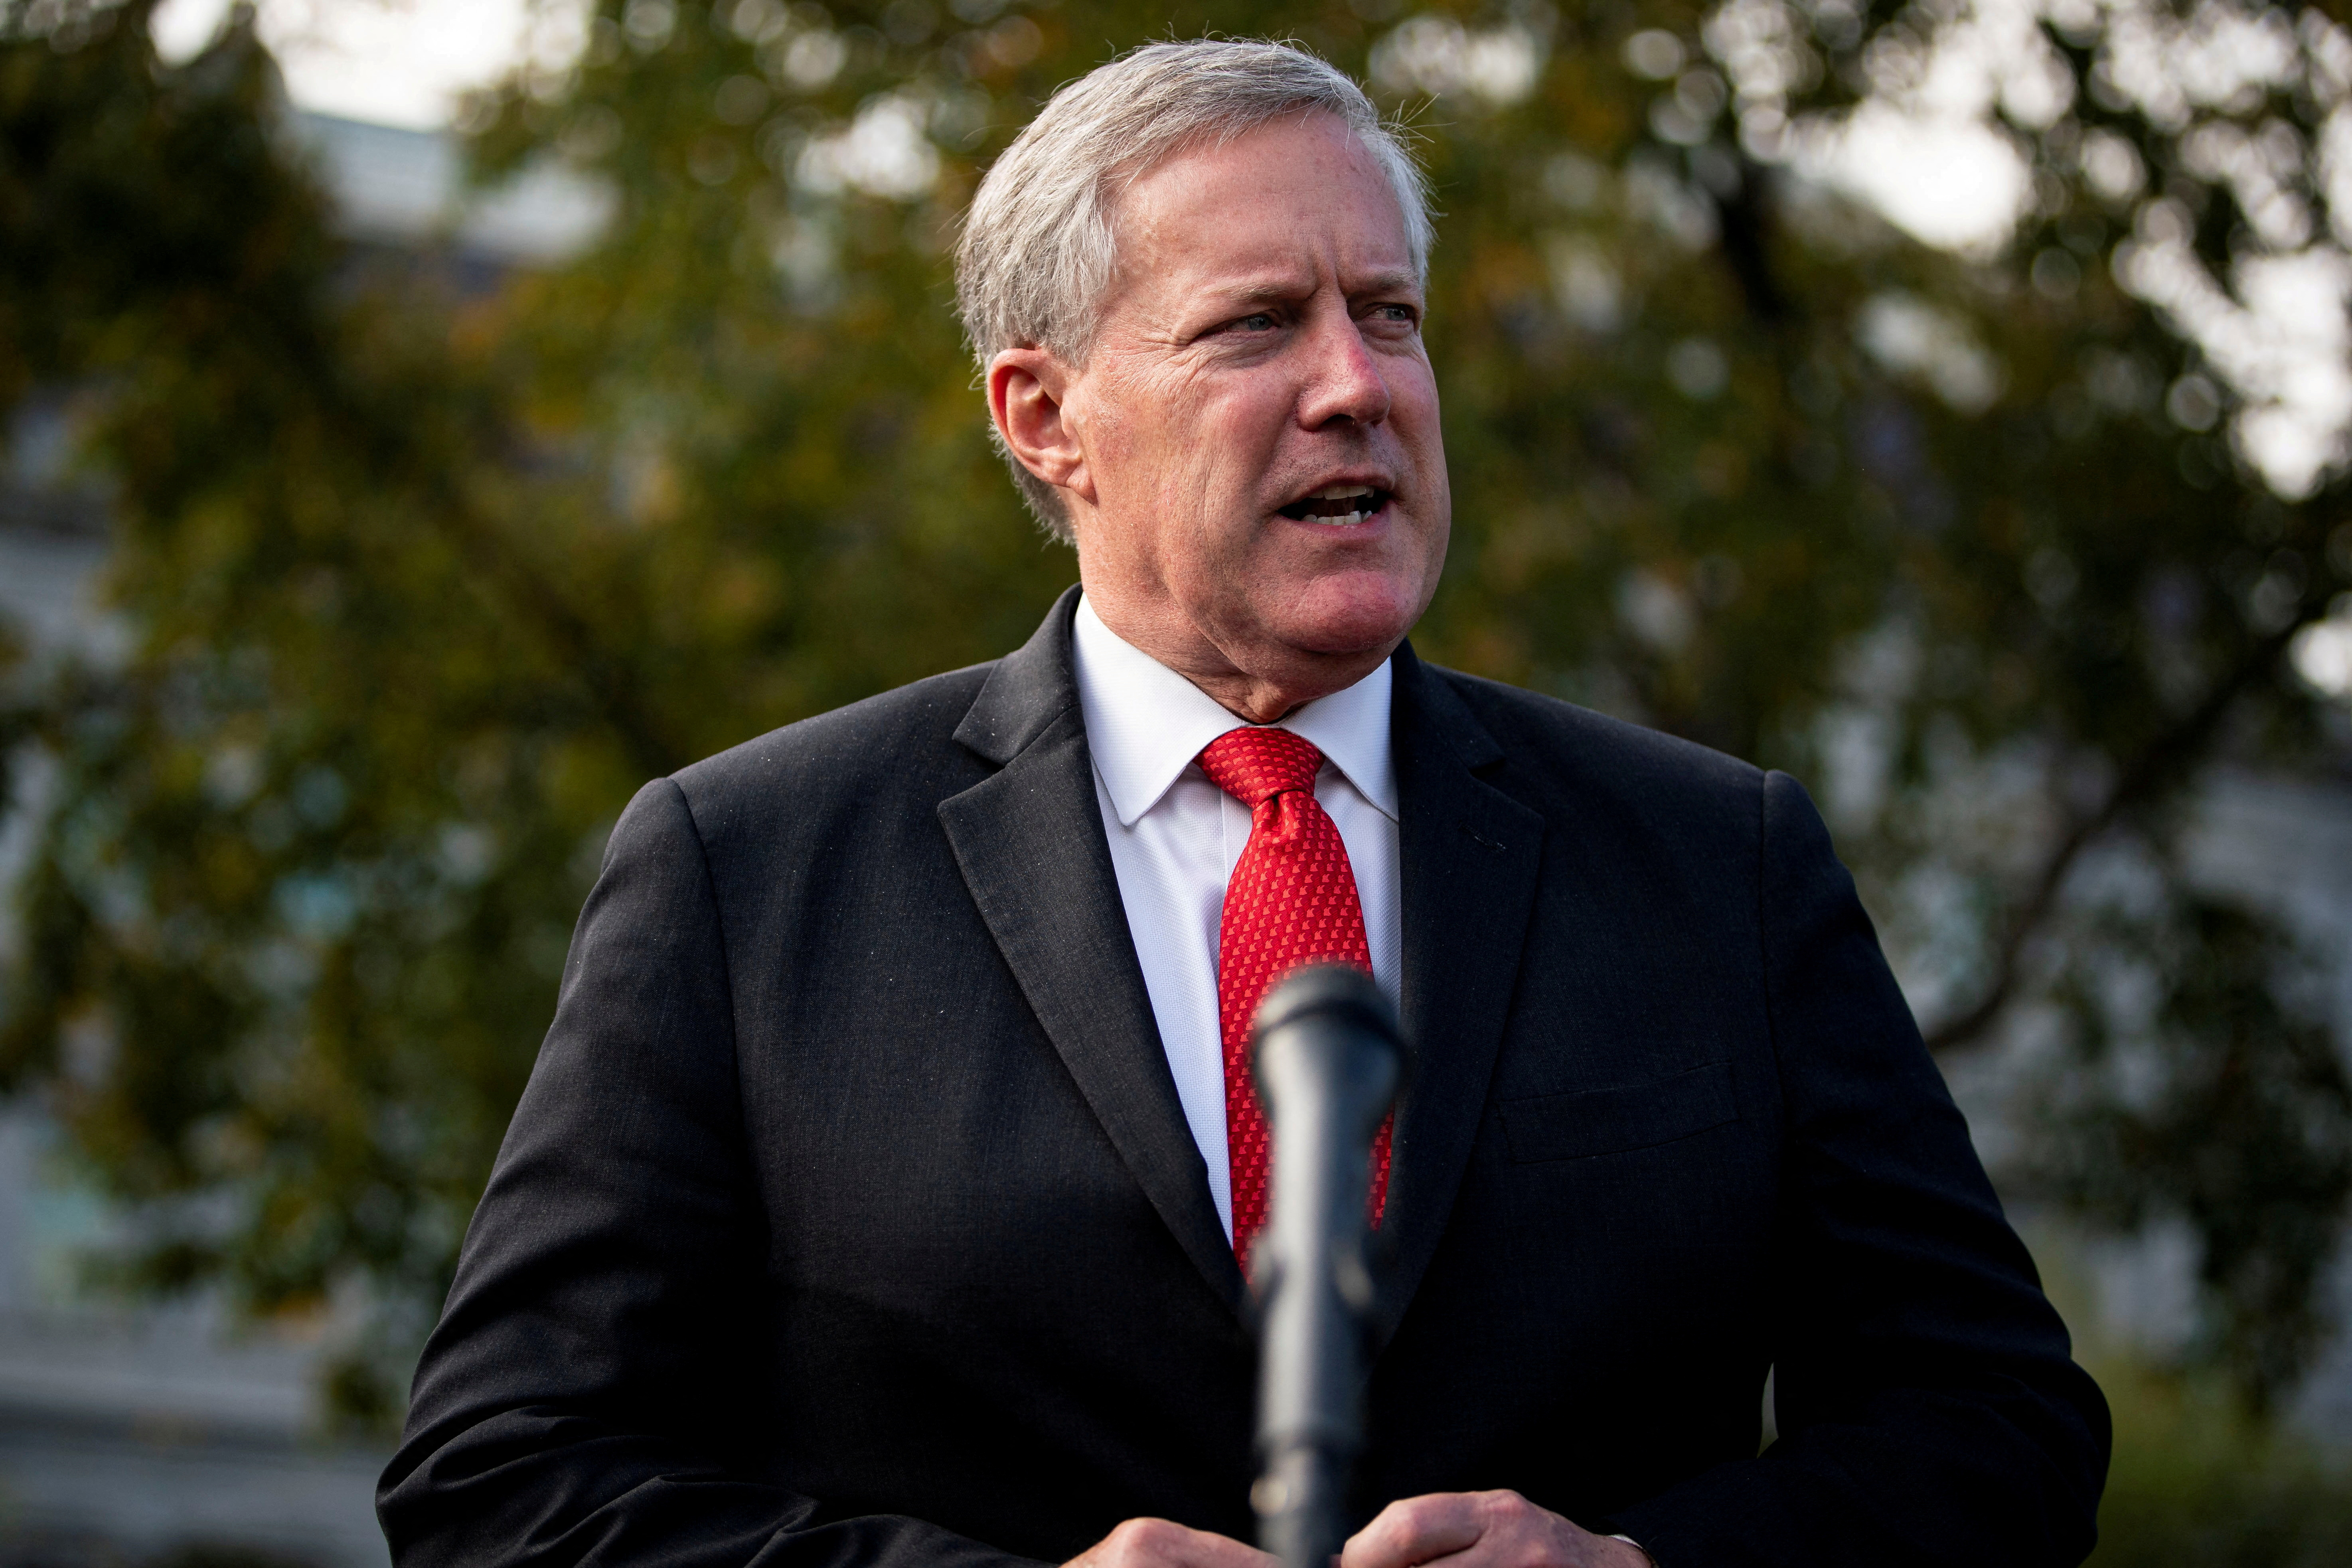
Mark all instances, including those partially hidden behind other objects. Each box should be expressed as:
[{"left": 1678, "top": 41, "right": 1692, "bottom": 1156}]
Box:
[
  {"left": 1071, "top": 594, "right": 1398, "bottom": 828},
  {"left": 1076, "top": 587, "right": 1395, "bottom": 725}
]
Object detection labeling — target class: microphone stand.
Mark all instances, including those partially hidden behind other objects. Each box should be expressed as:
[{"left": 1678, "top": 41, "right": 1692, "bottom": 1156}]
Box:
[{"left": 1249, "top": 965, "right": 1402, "bottom": 1568}]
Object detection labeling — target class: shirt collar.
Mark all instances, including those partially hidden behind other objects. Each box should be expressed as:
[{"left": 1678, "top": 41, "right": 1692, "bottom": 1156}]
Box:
[{"left": 1072, "top": 593, "right": 1397, "bottom": 828}]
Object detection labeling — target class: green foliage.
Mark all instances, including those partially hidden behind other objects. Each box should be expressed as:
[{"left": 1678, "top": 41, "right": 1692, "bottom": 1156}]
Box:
[
  {"left": 2, "top": 0, "right": 2351, "bottom": 1432},
  {"left": 2089, "top": 1359, "right": 2352, "bottom": 1566},
  {"left": 2031, "top": 897, "right": 2352, "bottom": 1413}
]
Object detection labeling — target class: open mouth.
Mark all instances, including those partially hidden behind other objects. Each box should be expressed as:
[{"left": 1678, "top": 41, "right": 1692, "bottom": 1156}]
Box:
[{"left": 1278, "top": 484, "right": 1390, "bottom": 526}]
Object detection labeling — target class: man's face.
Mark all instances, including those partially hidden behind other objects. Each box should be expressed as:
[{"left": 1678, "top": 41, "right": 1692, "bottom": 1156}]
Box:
[{"left": 1038, "top": 111, "right": 1450, "bottom": 707}]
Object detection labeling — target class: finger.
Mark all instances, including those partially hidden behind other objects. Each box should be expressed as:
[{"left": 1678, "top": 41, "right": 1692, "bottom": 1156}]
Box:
[
  {"left": 1342, "top": 1494, "right": 1490, "bottom": 1568},
  {"left": 1170, "top": 1525, "right": 1279, "bottom": 1568},
  {"left": 1083, "top": 1518, "right": 1277, "bottom": 1568}
]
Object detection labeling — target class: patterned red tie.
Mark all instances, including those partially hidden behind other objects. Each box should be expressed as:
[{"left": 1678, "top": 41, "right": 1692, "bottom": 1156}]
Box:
[{"left": 1197, "top": 726, "right": 1392, "bottom": 1273}]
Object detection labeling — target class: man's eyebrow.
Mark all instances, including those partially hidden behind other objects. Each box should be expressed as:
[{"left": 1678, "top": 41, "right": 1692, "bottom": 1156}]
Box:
[
  {"left": 1199, "top": 268, "right": 1424, "bottom": 308},
  {"left": 1346, "top": 267, "right": 1423, "bottom": 298},
  {"left": 1200, "top": 276, "right": 1315, "bottom": 308}
]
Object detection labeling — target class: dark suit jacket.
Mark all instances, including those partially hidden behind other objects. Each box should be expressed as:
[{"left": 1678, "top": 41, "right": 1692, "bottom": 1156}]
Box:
[{"left": 379, "top": 587, "right": 2108, "bottom": 1567}]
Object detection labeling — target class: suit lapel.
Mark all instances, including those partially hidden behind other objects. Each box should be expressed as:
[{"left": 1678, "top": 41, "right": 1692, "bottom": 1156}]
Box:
[
  {"left": 1375, "top": 644, "right": 1546, "bottom": 1345},
  {"left": 939, "top": 588, "right": 1248, "bottom": 1319}
]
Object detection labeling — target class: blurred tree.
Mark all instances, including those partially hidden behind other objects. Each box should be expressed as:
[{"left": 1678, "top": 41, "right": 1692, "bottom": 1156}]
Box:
[
  {"left": 2033, "top": 897, "right": 2352, "bottom": 1412},
  {"left": 2087, "top": 1356, "right": 2352, "bottom": 1565},
  {"left": 3, "top": 0, "right": 2350, "bottom": 1424}
]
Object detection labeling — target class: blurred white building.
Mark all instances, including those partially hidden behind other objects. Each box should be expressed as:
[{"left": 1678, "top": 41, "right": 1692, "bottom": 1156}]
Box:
[
  {"left": 0, "top": 111, "right": 601, "bottom": 1568},
  {"left": 3, "top": 87, "right": 2351, "bottom": 1568}
]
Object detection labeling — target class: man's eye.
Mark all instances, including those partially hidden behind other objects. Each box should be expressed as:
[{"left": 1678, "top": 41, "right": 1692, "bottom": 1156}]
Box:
[
  {"left": 1234, "top": 313, "right": 1278, "bottom": 332},
  {"left": 1371, "top": 304, "right": 1417, "bottom": 325}
]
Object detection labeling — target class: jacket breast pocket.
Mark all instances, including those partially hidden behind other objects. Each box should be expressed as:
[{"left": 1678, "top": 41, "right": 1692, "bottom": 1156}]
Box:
[{"left": 1499, "top": 1059, "right": 1739, "bottom": 1163}]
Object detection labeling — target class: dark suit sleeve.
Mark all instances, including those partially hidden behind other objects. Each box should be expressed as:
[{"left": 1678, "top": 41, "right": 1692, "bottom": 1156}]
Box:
[
  {"left": 1606, "top": 773, "right": 2109, "bottom": 1567},
  {"left": 378, "top": 778, "right": 1046, "bottom": 1568}
]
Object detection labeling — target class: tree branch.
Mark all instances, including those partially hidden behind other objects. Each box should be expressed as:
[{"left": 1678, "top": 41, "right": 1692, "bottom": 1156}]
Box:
[
  {"left": 412, "top": 465, "right": 688, "bottom": 784},
  {"left": 1923, "top": 602, "right": 2330, "bottom": 1053},
  {"left": 1711, "top": 154, "right": 1791, "bottom": 326},
  {"left": 288, "top": 336, "right": 691, "bottom": 784}
]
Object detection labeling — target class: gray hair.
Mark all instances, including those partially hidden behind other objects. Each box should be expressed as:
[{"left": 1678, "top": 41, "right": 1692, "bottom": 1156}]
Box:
[{"left": 954, "top": 38, "right": 1434, "bottom": 542}]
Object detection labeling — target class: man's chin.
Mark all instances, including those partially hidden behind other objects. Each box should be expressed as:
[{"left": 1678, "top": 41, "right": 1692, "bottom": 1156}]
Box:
[{"left": 1269, "top": 573, "right": 1428, "bottom": 660}]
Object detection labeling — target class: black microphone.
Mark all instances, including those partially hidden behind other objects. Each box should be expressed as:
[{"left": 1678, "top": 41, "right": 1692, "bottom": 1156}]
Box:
[{"left": 1248, "top": 964, "right": 1402, "bottom": 1568}]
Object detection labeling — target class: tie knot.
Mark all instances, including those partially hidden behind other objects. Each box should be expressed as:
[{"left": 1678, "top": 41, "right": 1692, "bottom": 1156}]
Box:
[{"left": 1197, "top": 726, "right": 1325, "bottom": 808}]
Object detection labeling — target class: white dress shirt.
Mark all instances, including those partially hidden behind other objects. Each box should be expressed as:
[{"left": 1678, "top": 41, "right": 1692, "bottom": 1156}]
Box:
[{"left": 1071, "top": 594, "right": 1402, "bottom": 1241}]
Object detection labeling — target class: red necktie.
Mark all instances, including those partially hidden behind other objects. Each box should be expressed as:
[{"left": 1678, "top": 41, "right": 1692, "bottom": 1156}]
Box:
[{"left": 1197, "top": 727, "right": 1392, "bottom": 1273}]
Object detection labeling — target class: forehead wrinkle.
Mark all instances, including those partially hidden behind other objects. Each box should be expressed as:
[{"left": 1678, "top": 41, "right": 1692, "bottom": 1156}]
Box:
[
  {"left": 1340, "top": 265, "right": 1421, "bottom": 298},
  {"left": 1095, "top": 126, "right": 1423, "bottom": 356},
  {"left": 1191, "top": 259, "right": 1422, "bottom": 312},
  {"left": 1100, "top": 111, "right": 1410, "bottom": 279},
  {"left": 1100, "top": 106, "right": 1336, "bottom": 202},
  {"left": 1205, "top": 273, "right": 1321, "bottom": 307}
]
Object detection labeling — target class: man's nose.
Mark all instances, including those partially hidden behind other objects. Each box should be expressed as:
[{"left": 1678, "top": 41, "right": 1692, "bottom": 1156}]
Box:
[{"left": 1295, "top": 313, "right": 1392, "bottom": 430}]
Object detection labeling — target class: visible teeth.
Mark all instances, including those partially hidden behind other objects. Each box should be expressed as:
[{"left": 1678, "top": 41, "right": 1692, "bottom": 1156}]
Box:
[{"left": 1281, "top": 486, "right": 1386, "bottom": 524}]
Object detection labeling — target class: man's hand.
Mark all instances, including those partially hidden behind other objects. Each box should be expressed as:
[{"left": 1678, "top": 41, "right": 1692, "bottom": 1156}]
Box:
[
  {"left": 1341, "top": 1491, "right": 1648, "bottom": 1568},
  {"left": 1067, "top": 1519, "right": 1278, "bottom": 1568}
]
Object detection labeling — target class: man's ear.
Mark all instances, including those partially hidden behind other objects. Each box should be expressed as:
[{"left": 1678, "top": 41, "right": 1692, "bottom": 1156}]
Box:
[{"left": 988, "top": 348, "right": 1096, "bottom": 505}]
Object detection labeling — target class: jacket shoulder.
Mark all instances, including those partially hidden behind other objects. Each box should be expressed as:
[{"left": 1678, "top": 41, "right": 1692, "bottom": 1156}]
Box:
[
  {"left": 663, "top": 661, "right": 999, "bottom": 841},
  {"left": 1424, "top": 664, "right": 1767, "bottom": 823},
  {"left": 1429, "top": 664, "right": 1763, "bottom": 787}
]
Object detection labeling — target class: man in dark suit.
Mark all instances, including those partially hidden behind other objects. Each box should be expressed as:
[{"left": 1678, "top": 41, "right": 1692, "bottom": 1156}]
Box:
[{"left": 379, "top": 39, "right": 2107, "bottom": 1568}]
